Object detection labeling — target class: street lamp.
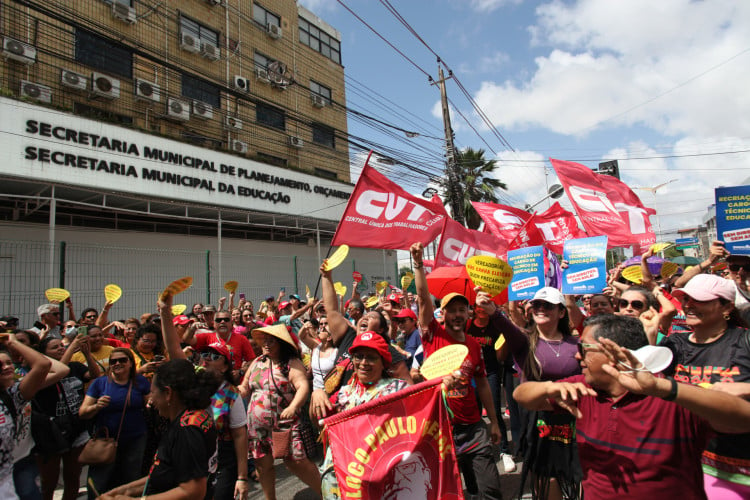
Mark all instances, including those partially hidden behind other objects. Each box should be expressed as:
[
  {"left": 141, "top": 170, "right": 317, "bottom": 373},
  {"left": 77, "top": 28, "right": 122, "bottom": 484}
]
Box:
[{"left": 635, "top": 179, "right": 678, "bottom": 240}]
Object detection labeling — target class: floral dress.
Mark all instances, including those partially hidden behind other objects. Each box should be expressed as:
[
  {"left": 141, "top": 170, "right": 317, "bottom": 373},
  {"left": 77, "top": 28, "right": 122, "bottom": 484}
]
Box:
[
  {"left": 320, "top": 377, "right": 407, "bottom": 499},
  {"left": 243, "top": 355, "right": 306, "bottom": 460}
]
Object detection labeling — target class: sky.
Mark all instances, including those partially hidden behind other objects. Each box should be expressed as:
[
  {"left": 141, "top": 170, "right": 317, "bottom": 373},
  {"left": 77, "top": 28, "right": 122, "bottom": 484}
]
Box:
[{"left": 298, "top": 0, "right": 750, "bottom": 241}]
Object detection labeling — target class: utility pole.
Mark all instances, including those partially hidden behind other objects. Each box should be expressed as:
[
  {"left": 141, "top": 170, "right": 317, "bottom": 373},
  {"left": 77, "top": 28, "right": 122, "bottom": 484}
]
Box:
[{"left": 433, "top": 66, "right": 464, "bottom": 225}]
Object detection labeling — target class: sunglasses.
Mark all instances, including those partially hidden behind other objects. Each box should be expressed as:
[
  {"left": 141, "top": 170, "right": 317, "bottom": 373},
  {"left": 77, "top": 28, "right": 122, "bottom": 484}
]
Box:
[
  {"left": 215, "top": 317, "right": 232, "bottom": 323},
  {"left": 577, "top": 342, "right": 600, "bottom": 357},
  {"left": 530, "top": 301, "right": 557, "bottom": 311},
  {"left": 728, "top": 263, "right": 750, "bottom": 273},
  {"left": 200, "top": 352, "right": 225, "bottom": 361},
  {"left": 618, "top": 299, "right": 645, "bottom": 310},
  {"left": 352, "top": 352, "right": 381, "bottom": 363},
  {"left": 110, "top": 357, "right": 129, "bottom": 365}
]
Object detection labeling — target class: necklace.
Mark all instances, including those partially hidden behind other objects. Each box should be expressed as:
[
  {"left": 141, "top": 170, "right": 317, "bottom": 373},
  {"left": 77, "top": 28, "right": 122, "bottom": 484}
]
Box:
[{"left": 543, "top": 338, "right": 562, "bottom": 357}]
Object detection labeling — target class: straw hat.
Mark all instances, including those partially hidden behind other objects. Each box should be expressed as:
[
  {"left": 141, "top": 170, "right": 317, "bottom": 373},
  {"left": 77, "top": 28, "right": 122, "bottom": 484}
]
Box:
[{"left": 251, "top": 323, "right": 299, "bottom": 352}]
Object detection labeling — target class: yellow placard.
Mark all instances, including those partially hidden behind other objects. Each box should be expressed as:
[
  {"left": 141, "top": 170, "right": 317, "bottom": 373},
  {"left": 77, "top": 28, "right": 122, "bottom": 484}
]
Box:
[
  {"left": 322, "top": 245, "right": 350, "bottom": 271},
  {"left": 465, "top": 255, "right": 513, "bottom": 296},
  {"left": 159, "top": 276, "right": 193, "bottom": 300},
  {"left": 45, "top": 288, "right": 70, "bottom": 303},
  {"left": 334, "top": 282, "right": 347, "bottom": 297},
  {"left": 660, "top": 262, "right": 679, "bottom": 279},
  {"left": 224, "top": 280, "right": 238, "bottom": 293},
  {"left": 104, "top": 284, "right": 122, "bottom": 303},
  {"left": 650, "top": 242, "right": 672, "bottom": 253},
  {"left": 171, "top": 304, "right": 187, "bottom": 315},
  {"left": 621, "top": 265, "right": 642, "bottom": 284},
  {"left": 420, "top": 344, "right": 469, "bottom": 381},
  {"left": 401, "top": 274, "right": 413, "bottom": 290},
  {"left": 365, "top": 296, "right": 379, "bottom": 309},
  {"left": 494, "top": 335, "right": 506, "bottom": 351}
]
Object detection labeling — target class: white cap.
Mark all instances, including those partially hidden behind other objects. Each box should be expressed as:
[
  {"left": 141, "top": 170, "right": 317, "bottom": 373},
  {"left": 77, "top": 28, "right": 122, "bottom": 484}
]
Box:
[
  {"left": 532, "top": 287, "right": 565, "bottom": 305},
  {"left": 631, "top": 345, "right": 673, "bottom": 374}
]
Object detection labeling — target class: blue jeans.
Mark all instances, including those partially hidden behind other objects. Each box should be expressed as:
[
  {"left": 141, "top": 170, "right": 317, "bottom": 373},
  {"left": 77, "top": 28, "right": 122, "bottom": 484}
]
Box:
[
  {"left": 87, "top": 434, "right": 147, "bottom": 500},
  {"left": 13, "top": 454, "right": 41, "bottom": 500}
]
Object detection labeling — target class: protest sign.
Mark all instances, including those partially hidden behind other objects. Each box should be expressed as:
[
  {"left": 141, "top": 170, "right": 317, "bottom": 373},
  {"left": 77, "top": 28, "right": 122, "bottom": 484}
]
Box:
[
  {"left": 507, "top": 246, "right": 545, "bottom": 300},
  {"left": 715, "top": 185, "right": 750, "bottom": 255},
  {"left": 561, "top": 236, "right": 608, "bottom": 294}
]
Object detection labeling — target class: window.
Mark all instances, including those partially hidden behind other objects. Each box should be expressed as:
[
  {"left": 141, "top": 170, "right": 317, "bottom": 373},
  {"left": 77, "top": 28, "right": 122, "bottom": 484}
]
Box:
[
  {"left": 74, "top": 103, "right": 133, "bottom": 126},
  {"left": 103, "top": 0, "right": 133, "bottom": 5},
  {"left": 253, "top": 3, "right": 281, "bottom": 28},
  {"left": 256, "top": 152, "right": 287, "bottom": 168},
  {"left": 312, "top": 123, "right": 335, "bottom": 149},
  {"left": 180, "top": 16, "right": 219, "bottom": 46},
  {"left": 310, "top": 81, "right": 332, "bottom": 105},
  {"left": 299, "top": 18, "right": 341, "bottom": 64},
  {"left": 75, "top": 29, "right": 133, "bottom": 78},
  {"left": 181, "top": 74, "right": 221, "bottom": 108},
  {"left": 256, "top": 102, "right": 285, "bottom": 130},
  {"left": 314, "top": 167, "right": 338, "bottom": 180},
  {"left": 253, "top": 52, "right": 276, "bottom": 70}
]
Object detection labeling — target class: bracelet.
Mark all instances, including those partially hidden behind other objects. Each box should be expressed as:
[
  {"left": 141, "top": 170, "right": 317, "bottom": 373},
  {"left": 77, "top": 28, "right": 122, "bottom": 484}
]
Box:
[
  {"left": 413, "top": 263, "right": 423, "bottom": 269},
  {"left": 661, "top": 378, "right": 678, "bottom": 401},
  {"left": 236, "top": 478, "right": 248, "bottom": 482}
]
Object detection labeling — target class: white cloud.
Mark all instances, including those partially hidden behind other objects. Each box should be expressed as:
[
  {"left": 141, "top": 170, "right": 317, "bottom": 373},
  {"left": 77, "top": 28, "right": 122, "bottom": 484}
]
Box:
[
  {"left": 470, "top": 0, "right": 523, "bottom": 13},
  {"left": 297, "top": 0, "right": 338, "bottom": 13}
]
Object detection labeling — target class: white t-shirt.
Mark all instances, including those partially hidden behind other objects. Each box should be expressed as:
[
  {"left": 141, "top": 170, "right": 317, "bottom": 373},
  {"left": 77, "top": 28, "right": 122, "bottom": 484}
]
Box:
[{"left": 311, "top": 346, "right": 338, "bottom": 390}]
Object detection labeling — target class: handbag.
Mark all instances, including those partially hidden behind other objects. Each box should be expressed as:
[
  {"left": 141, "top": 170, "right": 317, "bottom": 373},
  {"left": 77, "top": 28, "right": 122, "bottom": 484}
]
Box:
[
  {"left": 78, "top": 381, "right": 132, "bottom": 465},
  {"left": 31, "top": 384, "right": 77, "bottom": 455},
  {"left": 268, "top": 362, "right": 294, "bottom": 459}
]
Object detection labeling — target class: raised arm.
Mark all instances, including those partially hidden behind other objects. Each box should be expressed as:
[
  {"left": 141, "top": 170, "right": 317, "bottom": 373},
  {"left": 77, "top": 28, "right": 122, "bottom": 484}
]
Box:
[
  {"left": 3, "top": 335, "right": 52, "bottom": 400},
  {"left": 95, "top": 301, "right": 113, "bottom": 329},
  {"left": 157, "top": 294, "right": 188, "bottom": 360},
  {"left": 674, "top": 240, "right": 727, "bottom": 288},
  {"left": 410, "top": 243, "right": 434, "bottom": 328},
  {"left": 320, "top": 262, "right": 349, "bottom": 345}
]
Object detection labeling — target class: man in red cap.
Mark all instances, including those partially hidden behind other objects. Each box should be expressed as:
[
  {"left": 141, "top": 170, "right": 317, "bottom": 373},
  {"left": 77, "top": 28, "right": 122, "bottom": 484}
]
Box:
[{"left": 410, "top": 242, "right": 504, "bottom": 498}]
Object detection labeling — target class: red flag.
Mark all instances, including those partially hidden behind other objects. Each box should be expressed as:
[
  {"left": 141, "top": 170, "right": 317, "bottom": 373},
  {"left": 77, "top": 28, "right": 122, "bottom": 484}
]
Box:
[
  {"left": 551, "top": 159, "right": 656, "bottom": 248},
  {"left": 323, "top": 380, "right": 463, "bottom": 500},
  {"left": 472, "top": 202, "right": 545, "bottom": 249},
  {"left": 528, "top": 202, "right": 587, "bottom": 254},
  {"left": 332, "top": 157, "right": 446, "bottom": 249},
  {"left": 435, "top": 218, "right": 509, "bottom": 268}
]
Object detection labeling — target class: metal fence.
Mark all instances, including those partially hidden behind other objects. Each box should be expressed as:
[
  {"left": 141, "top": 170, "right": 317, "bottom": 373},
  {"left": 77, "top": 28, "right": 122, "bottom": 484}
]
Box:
[{"left": 0, "top": 240, "right": 398, "bottom": 328}]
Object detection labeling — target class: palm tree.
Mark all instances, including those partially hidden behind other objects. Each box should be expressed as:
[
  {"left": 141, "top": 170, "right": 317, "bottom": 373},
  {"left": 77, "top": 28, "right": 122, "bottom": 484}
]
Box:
[{"left": 440, "top": 148, "right": 507, "bottom": 229}]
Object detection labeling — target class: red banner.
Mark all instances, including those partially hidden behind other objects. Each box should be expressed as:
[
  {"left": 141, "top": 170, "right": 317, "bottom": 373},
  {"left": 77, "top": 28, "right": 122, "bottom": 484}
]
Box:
[
  {"left": 435, "top": 217, "right": 509, "bottom": 268},
  {"left": 528, "top": 202, "right": 587, "bottom": 254},
  {"left": 551, "top": 158, "right": 656, "bottom": 248},
  {"left": 323, "top": 380, "right": 463, "bottom": 500},
  {"left": 332, "top": 158, "right": 446, "bottom": 249}
]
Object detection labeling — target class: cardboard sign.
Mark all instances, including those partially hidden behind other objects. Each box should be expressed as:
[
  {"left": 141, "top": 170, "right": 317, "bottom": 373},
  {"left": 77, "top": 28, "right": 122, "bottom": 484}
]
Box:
[
  {"left": 400, "top": 273, "right": 414, "bottom": 291},
  {"left": 650, "top": 242, "right": 672, "bottom": 253},
  {"left": 561, "top": 236, "right": 608, "bottom": 294},
  {"left": 507, "top": 246, "right": 545, "bottom": 301},
  {"left": 352, "top": 271, "right": 362, "bottom": 283},
  {"left": 465, "top": 255, "right": 513, "bottom": 296},
  {"left": 323, "top": 245, "right": 350, "bottom": 271},
  {"left": 45, "top": 288, "right": 70, "bottom": 303},
  {"left": 171, "top": 304, "right": 187, "bottom": 315},
  {"left": 334, "top": 282, "right": 347, "bottom": 297},
  {"left": 420, "top": 344, "right": 469, "bottom": 381},
  {"left": 104, "top": 284, "right": 122, "bottom": 303},
  {"left": 716, "top": 185, "right": 750, "bottom": 255},
  {"left": 375, "top": 281, "right": 389, "bottom": 295},
  {"left": 365, "top": 296, "right": 379, "bottom": 309},
  {"left": 224, "top": 281, "right": 238, "bottom": 292},
  {"left": 622, "top": 265, "right": 643, "bottom": 284},
  {"left": 159, "top": 276, "right": 193, "bottom": 300},
  {"left": 660, "top": 261, "right": 679, "bottom": 279}
]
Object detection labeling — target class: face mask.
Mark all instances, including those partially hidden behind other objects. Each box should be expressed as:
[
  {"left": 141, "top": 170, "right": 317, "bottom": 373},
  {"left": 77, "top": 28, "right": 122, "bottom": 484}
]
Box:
[{"left": 65, "top": 326, "right": 77, "bottom": 336}]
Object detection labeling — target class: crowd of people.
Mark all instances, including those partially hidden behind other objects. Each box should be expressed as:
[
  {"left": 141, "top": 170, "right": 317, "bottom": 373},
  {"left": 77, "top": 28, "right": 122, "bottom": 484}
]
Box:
[{"left": 0, "top": 239, "right": 748, "bottom": 499}]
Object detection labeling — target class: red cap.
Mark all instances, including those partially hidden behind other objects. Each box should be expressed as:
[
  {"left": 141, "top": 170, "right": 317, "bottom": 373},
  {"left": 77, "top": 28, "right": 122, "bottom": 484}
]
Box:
[
  {"left": 349, "top": 331, "right": 391, "bottom": 366},
  {"left": 394, "top": 308, "right": 417, "bottom": 320},
  {"left": 172, "top": 315, "right": 193, "bottom": 326},
  {"left": 387, "top": 293, "right": 402, "bottom": 303},
  {"left": 203, "top": 341, "right": 232, "bottom": 361},
  {"left": 278, "top": 301, "right": 291, "bottom": 310}
]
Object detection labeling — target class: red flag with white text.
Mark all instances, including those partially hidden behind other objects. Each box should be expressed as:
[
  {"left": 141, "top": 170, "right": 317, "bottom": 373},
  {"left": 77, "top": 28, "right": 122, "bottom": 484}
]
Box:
[
  {"left": 528, "top": 202, "right": 587, "bottom": 254},
  {"left": 551, "top": 159, "right": 656, "bottom": 248},
  {"left": 472, "top": 202, "right": 545, "bottom": 248},
  {"left": 435, "top": 217, "right": 509, "bottom": 268},
  {"left": 323, "top": 380, "right": 463, "bottom": 500},
  {"left": 331, "top": 158, "right": 446, "bottom": 249}
]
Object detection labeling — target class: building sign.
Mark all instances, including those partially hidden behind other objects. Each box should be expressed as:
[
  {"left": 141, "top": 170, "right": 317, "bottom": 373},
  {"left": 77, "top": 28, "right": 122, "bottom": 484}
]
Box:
[{"left": 0, "top": 98, "right": 351, "bottom": 220}]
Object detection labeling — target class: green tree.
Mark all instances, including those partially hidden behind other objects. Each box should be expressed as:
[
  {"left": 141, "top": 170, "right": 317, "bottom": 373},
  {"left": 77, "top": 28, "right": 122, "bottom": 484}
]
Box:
[{"left": 440, "top": 148, "right": 507, "bottom": 229}]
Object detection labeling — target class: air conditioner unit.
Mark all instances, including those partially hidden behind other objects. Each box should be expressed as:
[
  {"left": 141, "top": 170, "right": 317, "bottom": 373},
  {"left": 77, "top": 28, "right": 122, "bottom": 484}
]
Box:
[
  {"left": 2, "top": 37, "right": 36, "bottom": 64},
  {"left": 201, "top": 41, "right": 220, "bottom": 61},
  {"left": 192, "top": 100, "right": 213, "bottom": 120},
  {"left": 270, "top": 73, "right": 285, "bottom": 87},
  {"left": 254, "top": 67, "right": 269, "bottom": 83},
  {"left": 90, "top": 73, "right": 121, "bottom": 99},
  {"left": 233, "top": 75, "right": 249, "bottom": 92},
  {"left": 134, "top": 78, "right": 160, "bottom": 102},
  {"left": 267, "top": 23, "right": 282, "bottom": 40},
  {"left": 61, "top": 69, "right": 87, "bottom": 91},
  {"left": 288, "top": 135, "right": 304, "bottom": 148},
  {"left": 225, "top": 116, "right": 243, "bottom": 130},
  {"left": 112, "top": 2, "right": 137, "bottom": 24},
  {"left": 167, "top": 98, "right": 190, "bottom": 121},
  {"left": 20, "top": 80, "right": 51, "bottom": 104},
  {"left": 231, "top": 140, "right": 248, "bottom": 154},
  {"left": 180, "top": 33, "right": 201, "bottom": 53},
  {"left": 311, "top": 94, "right": 326, "bottom": 108}
]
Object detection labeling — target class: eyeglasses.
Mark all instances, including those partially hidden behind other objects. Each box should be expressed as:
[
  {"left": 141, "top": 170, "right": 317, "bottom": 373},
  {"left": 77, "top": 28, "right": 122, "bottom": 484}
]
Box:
[
  {"left": 577, "top": 342, "right": 600, "bottom": 357},
  {"left": 352, "top": 352, "right": 381, "bottom": 363},
  {"left": 618, "top": 299, "right": 645, "bottom": 310},
  {"left": 530, "top": 301, "right": 557, "bottom": 311},
  {"left": 215, "top": 317, "right": 232, "bottom": 323},
  {"left": 109, "top": 357, "right": 129, "bottom": 365},
  {"left": 200, "top": 352, "right": 225, "bottom": 361},
  {"left": 85, "top": 314, "right": 97, "bottom": 319},
  {"left": 728, "top": 263, "right": 750, "bottom": 272}
]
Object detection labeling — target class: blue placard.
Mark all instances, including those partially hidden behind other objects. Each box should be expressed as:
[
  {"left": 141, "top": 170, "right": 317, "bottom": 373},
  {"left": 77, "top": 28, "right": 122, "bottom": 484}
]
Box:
[
  {"left": 715, "top": 185, "right": 750, "bottom": 255},
  {"left": 507, "top": 246, "right": 545, "bottom": 301},
  {"left": 561, "top": 236, "right": 608, "bottom": 294}
]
